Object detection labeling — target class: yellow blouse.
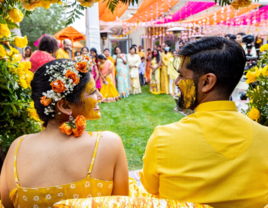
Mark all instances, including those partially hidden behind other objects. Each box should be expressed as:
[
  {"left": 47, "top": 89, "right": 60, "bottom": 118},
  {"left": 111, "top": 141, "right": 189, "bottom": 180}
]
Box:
[
  {"left": 161, "top": 52, "right": 172, "bottom": 67},
  {"left": 140, "top": 101, "right": 268, "bottom": 208},
  {"left": 10, "top": 132, "right": 113, "bottom": 208}
]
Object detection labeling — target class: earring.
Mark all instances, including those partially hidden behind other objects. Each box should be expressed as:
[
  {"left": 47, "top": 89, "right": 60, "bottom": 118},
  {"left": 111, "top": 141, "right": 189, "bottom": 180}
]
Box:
[
  {"left": 69, "top": 115, "right": 74, "bottom": 122},
  {"left": 58, "top": 112, "right": 61, "bottom": 115}
]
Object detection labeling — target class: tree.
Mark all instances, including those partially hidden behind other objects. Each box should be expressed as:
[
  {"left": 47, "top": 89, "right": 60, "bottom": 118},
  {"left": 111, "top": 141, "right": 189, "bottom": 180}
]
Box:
[{"left": 20, "top": 4, "right": 67, "bottom": 49}]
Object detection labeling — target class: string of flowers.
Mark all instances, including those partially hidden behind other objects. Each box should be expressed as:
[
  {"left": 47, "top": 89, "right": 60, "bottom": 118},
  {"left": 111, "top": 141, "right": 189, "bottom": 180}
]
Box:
[{"left": 244, "top": 44, "right": 268, "bottom": 126}]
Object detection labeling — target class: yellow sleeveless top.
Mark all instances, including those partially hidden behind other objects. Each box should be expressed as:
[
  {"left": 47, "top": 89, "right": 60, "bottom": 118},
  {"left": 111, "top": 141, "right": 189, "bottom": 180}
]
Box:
[{"left": 10, "top": 131, "right": 113, "bottom": 208}]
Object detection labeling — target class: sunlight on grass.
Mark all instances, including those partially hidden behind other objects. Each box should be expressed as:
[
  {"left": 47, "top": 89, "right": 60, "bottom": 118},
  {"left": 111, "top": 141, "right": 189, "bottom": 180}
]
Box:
[{"left": 86, "top": 85, "right": 184, "bottom": 170}]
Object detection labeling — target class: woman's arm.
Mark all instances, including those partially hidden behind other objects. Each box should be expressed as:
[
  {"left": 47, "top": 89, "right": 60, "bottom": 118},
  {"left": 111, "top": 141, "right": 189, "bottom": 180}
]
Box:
[
  {"left": 134, "top": 55, "right": 141, "bottom": 68},
  {"left": 94, "top": 66, "right": 99, "bottom": 81},
  {"left": 111, "top": 135, "right": 129, "bottom": 195},
  {"left": 122, "top": 55, "right": 127, "bottom": 65}
]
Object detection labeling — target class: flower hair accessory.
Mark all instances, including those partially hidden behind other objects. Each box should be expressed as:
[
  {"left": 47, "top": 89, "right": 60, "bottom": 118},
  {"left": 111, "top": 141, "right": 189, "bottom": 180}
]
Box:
[{"left": 40, "top": 57, "right": 93, "bottom": 117}]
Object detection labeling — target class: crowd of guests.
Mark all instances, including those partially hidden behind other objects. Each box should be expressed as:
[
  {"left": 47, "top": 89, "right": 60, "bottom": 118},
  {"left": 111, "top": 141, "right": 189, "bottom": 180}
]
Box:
[{"left": 23, "top": 34, "right": 185, "bottom": 106}]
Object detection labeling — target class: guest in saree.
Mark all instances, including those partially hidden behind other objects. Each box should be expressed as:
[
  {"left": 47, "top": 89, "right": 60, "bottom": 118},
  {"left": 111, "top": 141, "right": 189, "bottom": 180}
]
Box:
[
  {"left": 127, "top": 46, "right": 141, "bottom": 95},
  {"left": 167, "top": 50, "right": 180, "bottom": 96},
  {"left": 145, "top": 48, "right": 152, "bottom": 83},
  {"left": 30, "top": 35, "right": 58, "bottom": 73},
  {"left": 104, "top": 48, "right": 116, "bottom": 87},
  {"left": 113, "top": 46, "right": 130, "bottom": 98},
  {"left": 0, "top": 59, "right": 129, "bottom": 208},
  {"left": 81, "top": 46, "right": 90, "bottom": 55},
  {"left": 90, "top": 48, "right": 101, "bottom": 90},
  {"left": 161, "top": 45, "right": 172, "bottom": 94},
  {"left": 98, "top": 55, "right": 120, "bottom": 103},
  {"left": 149, "top": 49, "right": 162, "bottom": 95},
  {"left": 23, "top": 46, "right": 32, "bottom": 62}
]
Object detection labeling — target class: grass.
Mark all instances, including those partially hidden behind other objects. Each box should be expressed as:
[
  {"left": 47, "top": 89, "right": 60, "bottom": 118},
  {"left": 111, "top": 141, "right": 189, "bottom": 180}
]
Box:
[{"left": 86, "top": 85, "right": 184, "bottom": 170}]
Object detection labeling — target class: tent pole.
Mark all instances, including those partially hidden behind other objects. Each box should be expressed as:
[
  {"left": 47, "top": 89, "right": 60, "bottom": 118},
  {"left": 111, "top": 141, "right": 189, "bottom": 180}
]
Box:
[{"left": 72, "top": 37, "right": 74, "bottom": 58}]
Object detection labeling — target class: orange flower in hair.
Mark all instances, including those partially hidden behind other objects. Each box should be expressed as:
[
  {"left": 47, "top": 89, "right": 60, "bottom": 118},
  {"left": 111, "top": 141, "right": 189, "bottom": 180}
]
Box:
[
  {"left": 59, "top": 122, "right": 72, "bottom": 135},
  {"left": 65, "top": 69, "right": 80, "bottom": 85},
  {"left": 40, "top": 96, "right": 52, "bottom": 106},
  {"left": 75, "top": 115, "right": 86, "bottom": 131},
  {"left": 50, "top": 79, "right": 66, "bottom": 93},
  {"left": 75, "top": 62, "right": 88, "bottom": 73}
]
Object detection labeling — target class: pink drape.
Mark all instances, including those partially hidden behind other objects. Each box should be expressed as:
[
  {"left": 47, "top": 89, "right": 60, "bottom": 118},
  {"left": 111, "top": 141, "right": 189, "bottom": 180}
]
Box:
[
  {"left": 222, "top": 5, "right": 268, "bottom": 26},
  {"left": 156, "top": 2, "right": 215, "bottom": 24}
]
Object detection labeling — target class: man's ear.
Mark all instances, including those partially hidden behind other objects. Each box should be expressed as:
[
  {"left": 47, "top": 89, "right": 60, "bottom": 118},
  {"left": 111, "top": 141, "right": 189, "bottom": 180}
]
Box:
[{"left": 201, "top": 73, "right": 217, "bottom": 93}]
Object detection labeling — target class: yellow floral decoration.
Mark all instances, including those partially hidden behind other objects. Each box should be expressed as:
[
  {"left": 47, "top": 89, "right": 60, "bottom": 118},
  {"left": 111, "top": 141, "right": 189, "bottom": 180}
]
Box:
[
  {"left": 8, "top": 46, "right": 19, "bottom": 56},
  {"left": 247, "top": 106, "right": 260, "bottom": 122},
  {"left": 246, "top": 70, "right": 258, "bottom": 84},
  {"left": 231, "top": 0, "right": 251, "bottom": 10},
  {"left": 260, "top": 44, "right": 268, "bottom": 53},
  {"left": 261, "top": 65, "right": 268, "bottom": 77},
  {"left": 0, "top": 24, "right": 11, "bottom": 38},
  {"left": 8, "top": 8, "right": 24, "bottom": 23},
  {"left": 0, "top": 45, "right": 6, "bottom": 57},
  {"left": 14, "top": 36, "right": 28, "bottom": 48}
]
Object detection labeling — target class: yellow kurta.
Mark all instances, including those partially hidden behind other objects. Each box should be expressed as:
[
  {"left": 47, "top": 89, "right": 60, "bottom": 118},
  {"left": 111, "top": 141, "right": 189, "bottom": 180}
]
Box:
[
  {"left": 167, "top": 57, "right": 180, "bottom": 80},
  {"left": 161, "top": 52, "right": 172, "bottom": 94},
  {"left": 140, "top": 101, "right": 268, "bottom": 208},
  {"left": 137, "top": 50, "right": 145, "bottom": 58},
  {"left": 55, "top": 48, "right": 71, "bottom": 59},
  {"left": 150, "top": 58, "right": 161, "bottom": 95}
]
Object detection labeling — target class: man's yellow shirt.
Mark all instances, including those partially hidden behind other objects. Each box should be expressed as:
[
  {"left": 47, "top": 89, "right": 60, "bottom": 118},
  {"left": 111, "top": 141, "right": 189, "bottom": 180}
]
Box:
[
  {"left": 137, "top": 51, "right": 145, "bottom": 58},
  {"left": 140, "top": 101, "right": 268, "bottom": 208},
  {"left": 55, "top": 48, "right": 71, "bottom": 59}
]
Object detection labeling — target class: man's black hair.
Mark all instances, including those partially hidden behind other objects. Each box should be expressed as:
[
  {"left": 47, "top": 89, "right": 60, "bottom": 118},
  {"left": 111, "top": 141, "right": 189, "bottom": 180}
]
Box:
[
  {"left": 178, "top": 36, "right": 246, "bottom": 96},
  {"left": 237, "top": 32, "right": 246, "bottom": 36}
]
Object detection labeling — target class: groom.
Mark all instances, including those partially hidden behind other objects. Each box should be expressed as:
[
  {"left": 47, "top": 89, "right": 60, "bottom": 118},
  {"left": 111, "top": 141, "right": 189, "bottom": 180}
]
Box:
[{"left": 140, "top": 36, "right": 268, "bottom": 208}]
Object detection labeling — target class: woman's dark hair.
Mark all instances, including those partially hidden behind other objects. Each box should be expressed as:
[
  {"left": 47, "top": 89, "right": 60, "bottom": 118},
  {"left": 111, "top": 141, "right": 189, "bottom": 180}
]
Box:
[
  {"left": 38, "top": 35, "right": 59, "bottom": 54},
  {"left": 225, "top": 34, "right": 232, "bottom": 38},
  {"left": 114, "top": 46, "right": 120, "bottom": 55},
  {"left": 178, "top": 36, "right": 246, "bottom": 96},
  {"left": 98, "top": 54, "right": 107, "bottom": 60},
  {"left": 179, "top": 40, "right": 185, "bottom": 45},
  {"left": 171, "top": 50, "right": 176, "bottom": 54},
  {"left": 31, "top": 59, "right": 90, "bottom": 127},
  {"left": 90, "top": 47, "right": 98, "bottom": 63},
  {"left": 81, "top": 46, "right": 89, "bottom": 53},
  {"left": 147, "top": 48, "right": 151, "bottom": 51},
  {"left": 74, "top": 51, "right": 80, "bottom": 56},
  {"left": 129, "top": 46, "right": 136, "bottom": 53},
  {"left": 24, "top": 46, "right": 32, "bottom": 57},
  {"left": 152, "top": 49, "right": 160, "bottom": 63}
]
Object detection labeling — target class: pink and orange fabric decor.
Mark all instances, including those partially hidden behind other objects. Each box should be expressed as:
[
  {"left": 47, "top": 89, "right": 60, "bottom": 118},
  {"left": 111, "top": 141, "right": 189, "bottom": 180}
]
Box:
[
  {"left": 99, "top": 0, "right": 129, "bottom": 21},
  {"left": 157, "top": 2, "right": 215, "bottom": 24}
]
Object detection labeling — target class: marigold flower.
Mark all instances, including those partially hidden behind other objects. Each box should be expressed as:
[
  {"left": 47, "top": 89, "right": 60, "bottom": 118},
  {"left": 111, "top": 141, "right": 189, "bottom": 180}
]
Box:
[
  {"left": 40, "top": 96, "right": 52, "bottom": 106},
  {"left": 247, "top": 106, "right": 260, "bottom": 122},
  {"left": 19, "top": 78, "right": 28, "bottom": 89},
  {"left": 65, "top": 69, "right": 80, "bottom": 85},
  {"left": 246, "top": 71, "right": 258, "bottom": 84},
  {"left": 8, "top": 46, "right": 19, "bottom": 56},
  {"left": 0, "top": 24, "right": 10, "bottom": 38},
  {"left": 261, "top": 65, "right": 268, "bottom": 77},
  {"left": 75, "top": 62, "right": 88, "bottom": 73},
  {"left": 75, "top": 115, "right": 86, "bottom": 131},
  {"left": 40, "top": 2, "right": 51, "bottom": 9},
  {"left": 13, "top": 54, "right": 22, "bottom": 62},
  {"left": 59, "top": 122, "right": 72, "bottom": 136},
  {"left": 14, "top": 36, "right": 28, "bottom": 48},
  {"left": 0, "top": 45, "right": 6, "bottom": 57},
  {"left": 50, "top": 79, "right": 66, "bottom": 93},
  {"left": 72, "top": 127, "right": 84, "bottom": 138},
  {"left": 260, "top": 44, "right": 268, "bottom": 53},
  {"left": 8, "top": 8, "right": 24, "bottom": 23}
]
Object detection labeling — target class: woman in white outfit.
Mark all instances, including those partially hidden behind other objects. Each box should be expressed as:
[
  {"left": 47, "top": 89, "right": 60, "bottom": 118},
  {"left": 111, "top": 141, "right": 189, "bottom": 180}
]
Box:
[
  {"left": 168, "top": 50, "right": 180, "bottom": 96},
  {"left": 127, "top": 46, "right": 141, "bottom": 94}
]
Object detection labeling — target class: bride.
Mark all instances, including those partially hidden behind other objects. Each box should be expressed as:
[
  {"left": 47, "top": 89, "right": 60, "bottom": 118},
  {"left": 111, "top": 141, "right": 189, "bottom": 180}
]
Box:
[{"left": 0, "top": 58, "right": 129, "bottom": 208}]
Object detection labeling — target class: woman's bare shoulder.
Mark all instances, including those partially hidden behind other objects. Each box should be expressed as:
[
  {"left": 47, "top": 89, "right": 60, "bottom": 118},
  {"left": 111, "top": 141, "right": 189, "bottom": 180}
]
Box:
[{"left": 98, "top": 131, "right": 123, "bottom": 148}]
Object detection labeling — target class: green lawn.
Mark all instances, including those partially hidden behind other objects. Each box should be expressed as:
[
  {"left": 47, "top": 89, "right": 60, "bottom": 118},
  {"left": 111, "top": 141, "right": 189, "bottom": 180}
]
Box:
[{"left": 86, "top": 85, "right": 184, "bottom": 170}]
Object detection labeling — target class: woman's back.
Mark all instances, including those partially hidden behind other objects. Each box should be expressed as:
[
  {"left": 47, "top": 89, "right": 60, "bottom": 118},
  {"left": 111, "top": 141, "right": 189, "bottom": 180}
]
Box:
[{"left": 1, "top": 59, "right": 129, "bottom": 208}]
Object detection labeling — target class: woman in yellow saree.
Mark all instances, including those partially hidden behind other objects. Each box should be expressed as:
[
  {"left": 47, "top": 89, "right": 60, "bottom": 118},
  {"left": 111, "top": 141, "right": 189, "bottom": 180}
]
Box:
[
  {"left": 103, "top": 48, "right": 116, "bottom": 88},
  {"left": 149, "top": 49, "right": 162, "bottom": 95},
  {"left": 98, "top": 55, "right": 120, "bottom": 102},
  {"left": 161, "top": 46, "right": 172, "bottom": 94}
]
